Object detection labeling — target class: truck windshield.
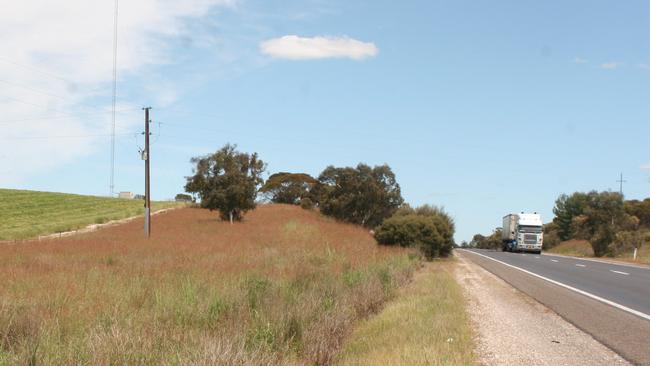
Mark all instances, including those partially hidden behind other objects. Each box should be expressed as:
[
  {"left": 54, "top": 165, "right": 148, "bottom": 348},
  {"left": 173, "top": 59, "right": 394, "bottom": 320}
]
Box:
[{"left": 518, "top": 225, "right": 542, "bottom": 233}]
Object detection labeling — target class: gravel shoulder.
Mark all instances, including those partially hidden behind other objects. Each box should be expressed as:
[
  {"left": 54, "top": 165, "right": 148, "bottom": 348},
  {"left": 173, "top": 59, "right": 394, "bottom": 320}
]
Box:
[{"left": 455, "top": 251, "right": 629, "bottom": 366}]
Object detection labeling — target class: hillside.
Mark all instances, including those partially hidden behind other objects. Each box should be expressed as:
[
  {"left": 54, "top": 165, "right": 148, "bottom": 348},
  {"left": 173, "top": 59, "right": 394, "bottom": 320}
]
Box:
[
  {"left": 0, "top": 188, "right": 181, "bottom": 240},
  {"left": 0, "top": 205, "right": 420, "bottom": 365}
]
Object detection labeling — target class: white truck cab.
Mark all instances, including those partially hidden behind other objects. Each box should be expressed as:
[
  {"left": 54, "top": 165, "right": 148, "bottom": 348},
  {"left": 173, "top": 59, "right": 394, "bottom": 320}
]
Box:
[{"left": 502, "top": 212, "right": 543, "bottom": 254}]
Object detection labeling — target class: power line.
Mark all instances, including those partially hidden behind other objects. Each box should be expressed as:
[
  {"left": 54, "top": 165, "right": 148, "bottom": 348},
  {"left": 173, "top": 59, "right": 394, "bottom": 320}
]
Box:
[
  {"left": 0, "top": 94, "right": 141, "bottom": 128},
  {"left": 0, "top": 56, "right": 143, "bottom": 110},
  {"left": 0, "top": 78, "right": 135, "bottom": 114},
  {"left": 0, "top": 132, "right": 134, "bottom": 141},
  {"left": 0, "top": 108, "right": 140, "bottom": 125},
  {"left": 0, "top": 57, "right": 72, "bottom": 84},
  {"left": 110, "top": 0, "right": 120, "bottom": 196}
]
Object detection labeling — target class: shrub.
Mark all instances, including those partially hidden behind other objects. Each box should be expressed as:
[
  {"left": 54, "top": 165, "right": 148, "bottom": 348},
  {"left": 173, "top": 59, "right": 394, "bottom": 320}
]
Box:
[
  {"left": 542, "top": 222, "right": 561, "bottom": 249},
  {"left": 375, "top": 206, "right": 454, "bottom": 259},
  {"left": 299, "top": 197, "right": 314, "bottom": 210},
  {"left": 609, "top": 229, "right": 649, "bottom": 256}
]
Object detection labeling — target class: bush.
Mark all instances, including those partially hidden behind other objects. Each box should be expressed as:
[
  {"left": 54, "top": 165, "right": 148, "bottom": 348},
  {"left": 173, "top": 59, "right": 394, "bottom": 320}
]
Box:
[
  {"left": 543, "top": 222, "right": 561, "bottom": 249},
  {"left": 609, "top": 230, "right": 649, "bottom": 256},
  {"left": 299, "top": 197, "right": 314, "bottom": 210},
  {"left": 375, "top": 206, "right": 454, "bottom": 259}
]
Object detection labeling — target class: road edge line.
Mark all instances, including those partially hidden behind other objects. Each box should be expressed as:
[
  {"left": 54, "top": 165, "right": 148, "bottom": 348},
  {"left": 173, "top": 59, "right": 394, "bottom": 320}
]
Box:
[
  {"left": 458, "top": 249, "right": 650, "bottom": 322},
  {"left": 542, "top": 252, "right": 650, "bottom": 270}
]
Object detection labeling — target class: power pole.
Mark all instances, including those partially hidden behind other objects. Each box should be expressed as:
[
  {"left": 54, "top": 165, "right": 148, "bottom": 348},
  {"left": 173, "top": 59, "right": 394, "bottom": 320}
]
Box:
[
  {"left": 143, "top": 107, "right": 152, "bottom": 238},
  {"left": 617, "top": 173, "right": 626, "bottom": 197}
]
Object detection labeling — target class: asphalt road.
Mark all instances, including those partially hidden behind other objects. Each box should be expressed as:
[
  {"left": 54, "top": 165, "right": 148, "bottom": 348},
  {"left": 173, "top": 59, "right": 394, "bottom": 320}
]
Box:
[{"left": 458, "top": 249, "right": 650, "bottom": 366}]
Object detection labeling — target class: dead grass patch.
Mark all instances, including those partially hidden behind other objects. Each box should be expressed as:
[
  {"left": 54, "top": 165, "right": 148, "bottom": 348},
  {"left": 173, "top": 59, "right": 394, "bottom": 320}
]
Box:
[{"left": 0, "top": 205, "right": 418, "bottom": 365}]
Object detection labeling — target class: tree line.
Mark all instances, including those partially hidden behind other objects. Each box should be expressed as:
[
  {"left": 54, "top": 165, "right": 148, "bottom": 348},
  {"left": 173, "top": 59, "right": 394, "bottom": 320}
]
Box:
[
  {"left": 545, "top": 191, "right": 650, "bottom": 257},
  {"left": 465, "top": 190, "right": 650, "bottom": 256},
  {"left": 183, "top": 144, "right": 454, "bottom": 259}
]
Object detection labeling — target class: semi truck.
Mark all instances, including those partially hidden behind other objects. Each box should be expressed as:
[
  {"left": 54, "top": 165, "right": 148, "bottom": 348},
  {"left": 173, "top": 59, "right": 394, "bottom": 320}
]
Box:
[{"left": 502, "top": 212, "right": 543, "bottom": 254}]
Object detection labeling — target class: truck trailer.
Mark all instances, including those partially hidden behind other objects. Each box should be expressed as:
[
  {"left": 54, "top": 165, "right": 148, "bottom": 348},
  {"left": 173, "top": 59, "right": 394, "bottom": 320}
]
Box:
[{"left": 502, "top": 213, "right": 543, "bottom": 254}]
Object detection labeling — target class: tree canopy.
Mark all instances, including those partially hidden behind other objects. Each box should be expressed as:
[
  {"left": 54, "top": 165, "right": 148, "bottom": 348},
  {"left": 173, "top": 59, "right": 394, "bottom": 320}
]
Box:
[
  {"left": 184, "top": 144, "right": 266, "bottom": 223},
  {"left": 375, "top": 205, "right": 455, "bottom": 259},
  {"left": 259, "top": 172, "right": 318, "bottom": 205},
  {"left": 624, "top": 199, "right": 650, "bottom": 228},
  {"left": 469, "top": 228, "right": 502, "bottom": 249},
  {"left": 317, "top": 163, "right": 403, "bottom": 228},
  {"left": 569, "top": 191, "right": 628, "bottom": 256},
  {"left": 552, "top": 192, "right": 589, "bottom": 241}
]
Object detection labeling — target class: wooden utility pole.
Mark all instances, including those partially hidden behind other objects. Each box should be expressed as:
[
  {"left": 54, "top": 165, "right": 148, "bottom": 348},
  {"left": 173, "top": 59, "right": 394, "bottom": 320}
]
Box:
[{"left": 144, "top": 107, "right": 152, "bottom": 238}]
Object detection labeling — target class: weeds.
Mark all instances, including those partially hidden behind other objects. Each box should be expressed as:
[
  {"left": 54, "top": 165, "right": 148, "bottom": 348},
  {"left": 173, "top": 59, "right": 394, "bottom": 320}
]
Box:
[{"left": 0, "top": 205, "right": 418, "bottom": 365}]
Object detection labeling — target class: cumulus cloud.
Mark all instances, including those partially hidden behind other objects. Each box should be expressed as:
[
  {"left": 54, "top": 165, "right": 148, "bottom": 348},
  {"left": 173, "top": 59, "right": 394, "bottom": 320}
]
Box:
[
  {"left": 573, "top": 57, "right": 588, "bottom": 64},
  {"left": 641, "top": 163, "right": 650, "bottom": 170},
  {"left": 0, "top": 0, "right": 233, "bottom": 186},
  {"left": 260, "top": 35, "right": 378, "bottom": 60},
  {"left": 600, "top": 62, "right": 621, "bottom": 69}
]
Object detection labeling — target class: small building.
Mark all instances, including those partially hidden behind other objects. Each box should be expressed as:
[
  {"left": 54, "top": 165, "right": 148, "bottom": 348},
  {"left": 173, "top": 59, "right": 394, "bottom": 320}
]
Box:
[{"left": 118, "top": 191, "right": 134, "bottom": 199}]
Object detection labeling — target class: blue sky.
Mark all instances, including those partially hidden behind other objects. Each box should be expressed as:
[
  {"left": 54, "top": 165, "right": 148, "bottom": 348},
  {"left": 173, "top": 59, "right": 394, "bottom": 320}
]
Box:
[{"left": 2, "top": 0, "right": 649, "bottom": 241}]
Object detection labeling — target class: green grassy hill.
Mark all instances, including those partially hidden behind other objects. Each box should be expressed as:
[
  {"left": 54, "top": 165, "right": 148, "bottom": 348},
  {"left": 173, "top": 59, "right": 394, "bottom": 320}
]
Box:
[{"left": 0, "top": 189, "right": 181, "bottom": 240}]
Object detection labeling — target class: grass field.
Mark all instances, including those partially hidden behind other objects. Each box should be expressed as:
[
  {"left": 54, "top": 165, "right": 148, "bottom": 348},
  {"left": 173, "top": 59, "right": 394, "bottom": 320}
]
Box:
[
  {"left": 547, "top": 239, "right": 650, "bottom": 265},
  {"left": 0, "top": 188, "right": 181, "bottom": 240},
  {"left": 0, "top": 205, "right": 420, "bottom": 365},
  {"left": 336, "top": 259, "right": 475, "bottom": 366}
]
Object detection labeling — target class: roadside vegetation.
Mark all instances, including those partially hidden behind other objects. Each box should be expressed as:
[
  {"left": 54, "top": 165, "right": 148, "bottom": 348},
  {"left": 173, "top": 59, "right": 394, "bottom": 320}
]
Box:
[
  {"left": 335, "top": 259, "right": 474, "bottom": 366},
  {"left": 0, "top": 143, "right": 467, "bottom": 364},
  {"left": 0, "top": 189, "right": 180, "bottom": 241},
  {"left": 467, "top": 228, "right": 502, "bottom": 250},
  {"left": 184, "top": 144, "right": 453, "bottom": 260},
  {"left": 466, "top": 190, "right": 650, "bottom": 262},
  {"left": 543, "top": 191, "right": 650, "bottom": 259},
  {"left": 548, "top": 239, "right": 650, "bottom": 265},
  {"left": 375, "top": 205, "right": 455, "bottom": 259},
  {"left": 0, "top": 205, "right": 420, "bottom": 365}
]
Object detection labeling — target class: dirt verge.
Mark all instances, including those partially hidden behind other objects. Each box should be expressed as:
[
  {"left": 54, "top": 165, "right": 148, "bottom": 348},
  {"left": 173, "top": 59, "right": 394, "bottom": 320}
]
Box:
[{"left": 455, "top": 252, "right": 629, "bottom": 366}]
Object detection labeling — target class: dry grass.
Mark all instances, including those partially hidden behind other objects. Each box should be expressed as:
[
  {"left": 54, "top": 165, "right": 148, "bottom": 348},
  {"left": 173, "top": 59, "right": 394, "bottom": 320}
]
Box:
[
  {"left": 0, "top": 205, "right": 419, "bottom": 365},
  {"left": 335, "top": 259, "right": 475, "bottom": 366},
  {"left": 546, "top": 240, "right": 594, "bottom": 257},
  {"left": 547, "top": 239, "right": 650, "bottom": 265},
  {"left": 611, "top": 244, "right": 650, "bottom": 264}
]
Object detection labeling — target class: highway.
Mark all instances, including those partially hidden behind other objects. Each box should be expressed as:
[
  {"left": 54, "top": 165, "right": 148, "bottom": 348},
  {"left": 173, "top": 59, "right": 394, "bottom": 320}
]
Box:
[{"left": 458, "top": 249, "right": 650, "bottom": 366}]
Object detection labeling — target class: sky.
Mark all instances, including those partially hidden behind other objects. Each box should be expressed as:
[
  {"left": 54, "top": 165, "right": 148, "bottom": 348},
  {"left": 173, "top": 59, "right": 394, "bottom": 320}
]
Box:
[{"left": 1, "top": 0, "right": 649, "bottom": 242}]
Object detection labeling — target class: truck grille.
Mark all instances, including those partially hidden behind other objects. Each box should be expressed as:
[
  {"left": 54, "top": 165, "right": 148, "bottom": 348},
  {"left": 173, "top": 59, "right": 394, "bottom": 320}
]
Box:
[{"left": 524, "top": 234, "right": 538, "bottom": 244}]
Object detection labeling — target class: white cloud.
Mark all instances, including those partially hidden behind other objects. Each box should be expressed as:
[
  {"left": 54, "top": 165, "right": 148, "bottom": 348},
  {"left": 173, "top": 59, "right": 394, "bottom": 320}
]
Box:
[
  {"left": 639, "top": 63, "right": 650, "bottom": 70},
  {"left": 573, "top": 57, "right": 588, "bottom": 64},
  {"left": 260, "top": 35, "right": 378, "bottom": 60},
  {"left": 641, "top": 163, "right": 650, "bottom": 170},
  {"left": 600, "top": 62, "right": 621, "bottom": 69},
  {"left": 0, "top": 0, "right": 234, "bottom": 186}
]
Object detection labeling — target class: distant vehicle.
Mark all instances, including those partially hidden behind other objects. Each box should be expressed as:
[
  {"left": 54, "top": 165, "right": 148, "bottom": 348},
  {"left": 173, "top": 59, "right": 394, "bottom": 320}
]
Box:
[{"left": 502, "top": 213, "right": 543, "bottom": 254}]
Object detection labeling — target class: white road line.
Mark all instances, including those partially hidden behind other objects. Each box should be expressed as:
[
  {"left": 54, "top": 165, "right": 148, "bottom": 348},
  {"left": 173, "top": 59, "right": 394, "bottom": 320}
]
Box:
[
  {"left": 551, "top": 259, "right": 559, "bottom": 263},
  {"left": 610, "top": 270, "right": 630, "bottom": 276},
  {"left": 460, "top": 250, "right": 650, "bottom": 322},
  {"left": 575, "top": 264, "right": 586, "bottom": 267},
  {"left": 542, "top": 253, "right": 650, "bottom": 271},
  {"left": 535, "top": 256, "right": 540, "bottom": 259}
]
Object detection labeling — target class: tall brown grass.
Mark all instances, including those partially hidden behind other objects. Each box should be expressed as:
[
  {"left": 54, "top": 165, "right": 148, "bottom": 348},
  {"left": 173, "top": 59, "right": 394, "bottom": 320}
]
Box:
[{"left": 0, "top": 205, "right": 418, "bottom": 365}]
